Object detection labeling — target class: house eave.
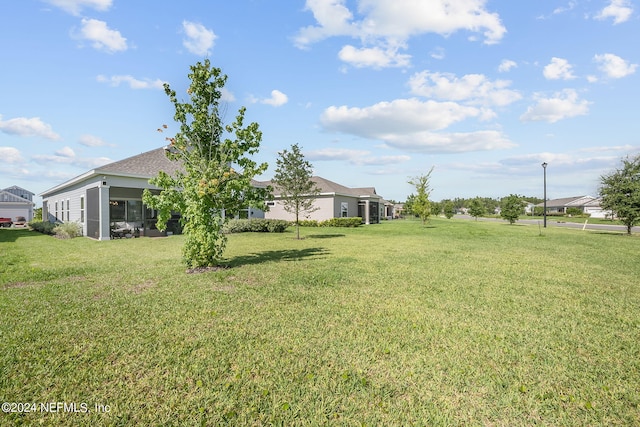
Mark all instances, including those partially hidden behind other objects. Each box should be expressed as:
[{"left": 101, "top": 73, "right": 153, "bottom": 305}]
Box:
[{"left": 40, "top": 170, "right": 100, "bottom": 197}]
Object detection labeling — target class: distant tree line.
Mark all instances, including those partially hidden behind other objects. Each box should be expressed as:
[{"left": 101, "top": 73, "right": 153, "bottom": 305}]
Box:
[{"left": 404, "top": 195, "right": 543, "bottom": 219}]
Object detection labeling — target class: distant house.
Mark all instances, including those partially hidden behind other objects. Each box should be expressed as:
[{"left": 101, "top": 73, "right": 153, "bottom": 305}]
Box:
[
  {"left": 393, "top": 203, "right": 405, "bottom": 218},
  {"left": 261, "top": 176, "right": 390, "bottom": 224},
  {"left": 538, "top": 196, "right": 609, "bottom": 218},
  {"left": 0, "top": 186, "right": 35, "bottom": 222}
]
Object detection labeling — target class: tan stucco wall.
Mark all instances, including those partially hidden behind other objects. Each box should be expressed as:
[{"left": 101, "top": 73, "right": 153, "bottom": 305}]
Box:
[{"left": 265, "top": 195, "right": 355, "bottom": 222}]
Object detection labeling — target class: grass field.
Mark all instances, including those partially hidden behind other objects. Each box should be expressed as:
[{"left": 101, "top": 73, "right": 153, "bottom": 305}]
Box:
[{"left": 1, "top": 219, "right": 639, "bottom": 426}]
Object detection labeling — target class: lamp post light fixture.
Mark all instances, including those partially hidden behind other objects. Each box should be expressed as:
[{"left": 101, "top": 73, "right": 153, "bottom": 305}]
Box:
[{"left": 541, "top": 162, "right": 547, "bottom": 228}]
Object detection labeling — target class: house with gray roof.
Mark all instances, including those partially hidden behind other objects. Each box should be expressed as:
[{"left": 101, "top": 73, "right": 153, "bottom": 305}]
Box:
[
  {"left": 1, "top": 185, "right": 35, "bottom": 222},
  {"left": 41, "top": 148, "right": 390, "bottom": 239},
  {"left": 537, "top": 195, "right": 609, "bottom": 218},
  {"left": 41, "top": 147, "right": 266, "bottom": 240},
  {"left": 260, "top": 176, "right": 391, "bottom": 224},
  {"left": 41, "top": 148, "right": 177, "bottom": 240}
]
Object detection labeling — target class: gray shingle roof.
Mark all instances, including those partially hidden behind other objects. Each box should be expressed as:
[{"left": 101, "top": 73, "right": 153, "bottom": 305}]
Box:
[
  {"left": 98, "top": 147, "right": 183, "bottom": 177},
  {"left": 2, "top": 185, "right": 35, "bottom": 195},
  {"left": 262, "top": 176, "right": 377, "bottom": 197},
  {"left": 538, "top": 196, "right": 596, "bottom": 208}
]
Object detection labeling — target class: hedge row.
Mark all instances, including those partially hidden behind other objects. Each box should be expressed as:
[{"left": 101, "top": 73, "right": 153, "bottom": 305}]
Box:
[
  {"left": 29, "top": 221, "right": 83, "bottom": 239},
  {"left": 298, "top": 217, "right": 362, "bottom": 228},
  {"left": 222, "top": 219, "right": 290, "bottom": 234},
  {"left": 28, "top": 221, "right": 57, "bottom": 235},
  {"left": 223, "top": 217, "right": 363, "bottom": 233}
]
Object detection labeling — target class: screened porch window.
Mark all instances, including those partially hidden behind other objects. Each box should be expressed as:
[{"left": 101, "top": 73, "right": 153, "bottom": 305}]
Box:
[{"left": 110, "top": 200, "right": 143, "bottom": 222}]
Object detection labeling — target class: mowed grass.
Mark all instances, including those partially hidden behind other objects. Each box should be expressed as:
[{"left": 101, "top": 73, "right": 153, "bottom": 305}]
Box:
[{"left": 1, "top": 219, "right": 639, "bottom": 426}]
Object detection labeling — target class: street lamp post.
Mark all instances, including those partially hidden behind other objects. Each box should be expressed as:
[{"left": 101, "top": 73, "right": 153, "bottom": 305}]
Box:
[{"left": 542, "top": 162, "right": 547, "bottom": 228}]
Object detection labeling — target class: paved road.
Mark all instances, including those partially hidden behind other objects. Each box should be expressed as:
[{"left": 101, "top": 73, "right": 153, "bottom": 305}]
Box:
[{"left": 454, "top": 214, "right": 640, "bottom": 234}]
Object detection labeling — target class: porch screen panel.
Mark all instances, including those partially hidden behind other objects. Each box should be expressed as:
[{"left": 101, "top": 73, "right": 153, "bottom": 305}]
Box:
[{"left": 86, "top": 187, "right": 100, "bottom": 239}]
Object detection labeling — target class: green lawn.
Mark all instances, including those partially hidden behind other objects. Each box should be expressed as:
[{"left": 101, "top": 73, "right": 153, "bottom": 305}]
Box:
[{"left": 1, "top": 219, "right": 639, "bottom": 426}]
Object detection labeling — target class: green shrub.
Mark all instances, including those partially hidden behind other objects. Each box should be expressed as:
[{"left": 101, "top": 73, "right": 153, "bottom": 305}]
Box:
[
  {"left": 297, "top": 220, "right": 319, "bottom": 227},
  {"left": 222, "top": 219, "right": 290, "bottom": 234},
  {"left": 53, "top": 222, "right": 83, "bottom": 239},
  {"left": 319, "top": 217, "right": 362, "bottom": 227},
  {"left": 28, "top": 221, "right": 57, "bottom": 235}
]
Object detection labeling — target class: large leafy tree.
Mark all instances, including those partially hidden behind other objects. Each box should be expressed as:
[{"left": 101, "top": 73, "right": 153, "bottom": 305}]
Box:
[
  {"left": 272, "top": 143, "right": 320, "bottom": 240},
  {"left": 500, "top": 194, "right": 523, "bottom": 224},
  {"left": 143, "top": 60, "right": 270, "bottom": 268},
  {"left": 408, "top": 167, "right": 434, "bottom": 226},
  {"left": 468, "top": 197, "right": 485, "bottom": 220},
  {"left": 599, "top": 154, "right": 640, "bottom": 235}
]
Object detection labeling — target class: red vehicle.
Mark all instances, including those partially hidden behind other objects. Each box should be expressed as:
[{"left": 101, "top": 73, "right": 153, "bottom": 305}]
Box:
[{"left": 0, "top": 217, "right": 13, "bottom": 227}]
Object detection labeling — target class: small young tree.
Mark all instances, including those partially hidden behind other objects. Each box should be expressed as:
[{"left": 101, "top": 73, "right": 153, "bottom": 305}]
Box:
[
  {"left": 408, "top": 167, "right": 434, "bottom": 226},
  {"left": 468, "top": 197, "right": 485, "bottom": 220},
  {"left": 599, "top": 154, "right": 640, "bottom": 235},
  {"left": 272, "top": 143, "right": 320, "bottom": 240},
  {"left": 442, "top": 200, "right": 455, "bottom": 219},
  {"left": 500, "top": 194, "right": 523, "bottom": 224},
  {"left": 143, "top": 60, "right": 270, "bottom": 268}
]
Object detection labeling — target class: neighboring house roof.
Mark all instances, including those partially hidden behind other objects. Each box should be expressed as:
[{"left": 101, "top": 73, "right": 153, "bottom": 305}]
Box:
[
  {"left": 0, "top": 190, "right": 35, "bottom": 205},
  {"left": 3, "top": 185, "right": 35, "bottom": 195},
  {"left": 583, "top": 198, "right": 602, "bottom": 207},
  {"left": 262, "top": 176, "right": 380, "bottom": 198},
  {"left": 538, "top": 196, "right": 598, "bottom": 208}
]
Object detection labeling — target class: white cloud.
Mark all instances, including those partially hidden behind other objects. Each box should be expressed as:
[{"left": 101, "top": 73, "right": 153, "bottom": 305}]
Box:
[
  {"left": 498, "top": 59, "right": 517, "bottom": 73},
  {"left": 595, "top": 0, "right": 633, "bottom": 24},
  {"left": 578, "top": 144, "right": 638, "bottom": 153},
  {"left": 182, "top": 21, "right": 216, "bottom": 56},
  {"left": 320, "top": 98, "right": 514, "bottom": 153},
  {"left": 430, "top": 47, "right": 445, "bottom": 60},
  {"left": 294, "top": 0, "right": 357, "bottom": 47},
  {"left": 338, "top": 44, "right": 411, "bottom": 68},
  {"left": 594, "top": 53, "right": 638, "bottom": 78},
  {"left": 0, "top": 147, "right": 24, "bottom": 164},
  {"left": 553, "top": 1, "right": 577, "bottom": 15},
  {"left": 306, "top": 147, "right": 410, "bottom": 165},
  {"left": 500, "top": 152, "right": 619, "bottom": 172},
  {"left": 0, "top": 115, "right": 60, "bottom": 140},
  {"left": 543, "top": 57, "right": 576, "bottom": 80},
  {"left": 78, "top": 134, "right": 110, "bottom": 147},
  {"left": 32, "top": 150, "right": 112, "bottom": 169},
  {"left": 220, "top": 88, "right": 236, "bottom": 102},
  {"left": 520, "top": 89, "right": 591, "bottom": 123},
  {"left": 56, "top": 146, "right": 75, "bottom": 158},
  {"left": 321, "top": 98, "right": 482, "bottom": 136},
  {"left": 383, "top": 130, "right": 515, "bottom": 153},
  {"left": 408, "top": 71, "right": 521, "bottom": 107},
  {"left": 294, "top": 0, "right": 506, "bottom": 68},
  {"left": 43, "top": 0, "right": 112, "bottom": 15},
  {"left": 253, "top": 90, "right": 289, "bottom": 107},
  {"left": 79, "top": 18, "right": 127, "bottom": 53},
  {"left": 96, "top": 74, "right": 166, "bottom": 89}
]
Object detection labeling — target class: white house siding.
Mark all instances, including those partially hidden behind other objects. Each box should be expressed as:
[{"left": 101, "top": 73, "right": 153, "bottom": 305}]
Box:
[
  {"left": 43, "top": 179, "right": 95, "bottom": 230},
  {"left": 42, "top": 174, "right": 160, "bottom": 240}
]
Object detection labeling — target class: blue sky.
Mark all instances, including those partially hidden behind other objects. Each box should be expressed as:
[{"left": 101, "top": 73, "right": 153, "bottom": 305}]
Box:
[{"left": 1, "top": 0, "right": 638, "bottom": 203}]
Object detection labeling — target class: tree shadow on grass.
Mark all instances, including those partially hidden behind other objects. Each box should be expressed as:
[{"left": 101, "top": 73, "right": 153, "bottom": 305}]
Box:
[
  {"left": 307, "top": 234, "right": 345, "bottom": 239},
  {"left": 225, "top": 247, "right": 329, "bottom": 268}
]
